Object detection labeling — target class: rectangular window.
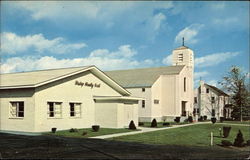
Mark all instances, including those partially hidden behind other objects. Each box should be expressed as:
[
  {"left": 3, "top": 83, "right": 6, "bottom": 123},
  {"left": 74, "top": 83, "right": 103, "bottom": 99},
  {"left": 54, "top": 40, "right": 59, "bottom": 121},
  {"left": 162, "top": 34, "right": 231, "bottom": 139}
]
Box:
[
  {"left": 10, "top": 101, "right": 24, "bottom": 118},
  {"left": 211, "top": 97, "right": 215, "bottom": 103},
  {"left": 154, "top": 99, "right": 159, "bottom": 104},
  {"left": 47, "top": 102, "right": 62, "bottom": 118},
  {"left": 142, "top": 88, "right": 145, "bottom": 92},
  {"left": 69, "top": 103, "right": 81, "bottom": 118},
  {"left": 142, "top": 100, "right": 145, "bottom": 108},
  {"left": 184, "top": 77, "right": 186, "bottom": 92},
  {"left": 197, "top": 108, "right": 200, "bottom": 114},
  {"left": 178, "top": 53, "right": 183, "bottom": 62},
  {"left": 206, "top": 88, "right": 209, "bottom": 93},
  {"left": 194, "top": 97, "right": 197, "bottom": 103}
]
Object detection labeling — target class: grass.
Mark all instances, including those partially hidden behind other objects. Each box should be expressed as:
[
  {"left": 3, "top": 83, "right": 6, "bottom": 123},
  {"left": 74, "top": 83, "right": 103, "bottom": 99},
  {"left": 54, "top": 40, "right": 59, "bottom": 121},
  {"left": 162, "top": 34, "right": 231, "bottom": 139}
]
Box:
[
  {"left": 44, "top": 128, "right": 138, "bottom": 138},
  {"left": 140, "top": 121, "right": 190, "bottom": 128},
  {"left": 221, "top": 121, "right": 250, "bottom": 125},
  {"left": 110, "top": 123, "right": 250, "bottom": 147}
]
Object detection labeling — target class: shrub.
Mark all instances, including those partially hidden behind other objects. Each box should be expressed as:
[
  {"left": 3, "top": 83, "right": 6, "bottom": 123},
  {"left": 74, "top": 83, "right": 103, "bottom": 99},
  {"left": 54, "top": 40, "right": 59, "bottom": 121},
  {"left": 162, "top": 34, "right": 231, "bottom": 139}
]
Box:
[
  {"left": 69, "top": 128, "right": 78, "bottom": 132},
  {"left": 188, "top": 116, "right": 193, "bottom": 123},
  {"left": 151, "top": 119, "right": 157, "bottom": 127},
  {"left": 234, "top": 130, "right": 244, "bottom": 147},
  {"left": 204, "top": 116, "right": 207, "bottom": 120},
  {"left": 174, "top": 117, "right": 180, "bottom": 123},
  {"left": 220, "top": 117, "right": 224, "bottom": 123},
  {"left": 211, "top": 117, "right": 216, "bottom": 124},
  {"left": 51, "top": 128, "right": 57, "bottom": 133},
  {"left": 92, "top": 125, "right": 100, "bottom": 132},
  {"left": 138, "top": 122, "right": 144, "bottom": 126},
  {"left": 163, "top": 122, "right": 170, "bottom": 126},
  {"left": 223, "top": 126, "right": 231, "bottom": 138},
  {"left": 129, "top": 120, "right": 137, "bottom": 130},
  {"left": 246, "top": 140, "right": 250, "bottom": 146},
  {"left": 198, "top": 116, "right": 204, "bottom": 122},
  {"left": 221, "top": 140, "right": 232, "bottom": 146}
]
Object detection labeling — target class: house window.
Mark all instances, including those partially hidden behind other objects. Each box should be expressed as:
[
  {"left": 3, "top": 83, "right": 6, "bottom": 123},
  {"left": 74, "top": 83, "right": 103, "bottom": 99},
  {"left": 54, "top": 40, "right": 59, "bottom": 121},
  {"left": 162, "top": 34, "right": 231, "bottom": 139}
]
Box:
[
  {"left": 197, "top": 108, "right": 200, "bottom": 114},
  {"left": 206, "top": 88, "right": 209, "bottom": 93},
  {"left": 194, "top": 97, "right": 197, "bottom": 103},
  {"left": 178, "top": 53, "right": 183, "bottom": 62},
  {"left": 69, "top": 103, "right": 81, "bottom": 118},
  {"left": 211, "top": 97, "right": 215, "bottom": 103},
  {"left": 142, "top": 88, "right": 145, "bottom": 92},
  {"left": 184, "top": 77, "right": 186, "bottom": 92},
  {"left": 10, "top": 101, "right": 24, "bottom": 118},
  {"left": 154, "top": 99, "right": 159, "bottom": 104},
  {"left": 142, "top": 100, "right": 145, "bottom": 108},
  {"left": 48, "top": 102, "right": 62, "bottom": 118}
]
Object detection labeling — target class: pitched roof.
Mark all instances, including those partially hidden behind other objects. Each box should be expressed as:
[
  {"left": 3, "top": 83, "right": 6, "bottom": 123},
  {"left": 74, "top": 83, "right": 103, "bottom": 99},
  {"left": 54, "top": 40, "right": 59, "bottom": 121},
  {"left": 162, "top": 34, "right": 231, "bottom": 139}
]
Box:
[
  {"left": 0, "top": 66, "right": 130, "bottom": 95},
  {"left": 0, "top": 66, "right": 91, "bottom": 88},
  {"left": 205, "top": 84, "right": 229, "bottom": 96},
  {"left": 105, "top": 65, "right": 185, "bottom": 88}
]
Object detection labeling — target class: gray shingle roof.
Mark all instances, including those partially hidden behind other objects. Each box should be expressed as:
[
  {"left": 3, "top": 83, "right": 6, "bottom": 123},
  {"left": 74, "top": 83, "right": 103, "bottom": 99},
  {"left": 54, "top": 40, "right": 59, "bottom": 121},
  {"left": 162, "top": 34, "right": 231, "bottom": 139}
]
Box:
[
  {"left": 0, "top": 66, "right": 91, "bottom": 88},
  {"left": 105, "top": 65, "right": 185, "bottom": 88},
  {"left": 205, "top": 84, "right": 229, "bottom": 96}
]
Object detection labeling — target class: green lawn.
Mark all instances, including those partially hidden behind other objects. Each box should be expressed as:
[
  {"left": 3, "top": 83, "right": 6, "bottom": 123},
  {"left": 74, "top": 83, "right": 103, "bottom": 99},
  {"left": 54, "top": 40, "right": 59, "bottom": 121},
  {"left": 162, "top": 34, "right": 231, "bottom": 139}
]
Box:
[
  {"left": 221, "top": 121, "right": 250, "bottom": 125},
  {"left": 110, "top": 123, "right": 250, "bottom": 147},
  {"left": 44, "top": 128, "right": 138, "bottom": 138}
]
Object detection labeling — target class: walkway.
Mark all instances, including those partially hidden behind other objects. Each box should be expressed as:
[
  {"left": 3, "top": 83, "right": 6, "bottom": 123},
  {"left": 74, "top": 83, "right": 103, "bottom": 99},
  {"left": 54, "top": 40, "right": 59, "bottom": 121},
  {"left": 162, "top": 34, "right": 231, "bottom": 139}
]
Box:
[{"left": 90, "top": 122, "right": 210, "bottom": 139}]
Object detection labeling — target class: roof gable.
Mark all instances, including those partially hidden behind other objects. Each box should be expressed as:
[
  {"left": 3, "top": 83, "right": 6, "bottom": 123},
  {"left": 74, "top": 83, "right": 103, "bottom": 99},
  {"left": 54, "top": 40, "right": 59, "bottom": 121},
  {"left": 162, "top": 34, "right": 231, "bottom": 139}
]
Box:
[{"left": 205, "top": 84, "right": 229, "bottom": 96}]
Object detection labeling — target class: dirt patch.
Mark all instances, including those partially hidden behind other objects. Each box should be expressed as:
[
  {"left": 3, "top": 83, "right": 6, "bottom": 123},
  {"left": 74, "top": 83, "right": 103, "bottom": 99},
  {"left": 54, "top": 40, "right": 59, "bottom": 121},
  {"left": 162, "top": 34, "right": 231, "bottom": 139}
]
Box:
[{"left": 0, "top": 133, "right": 249, "bottom": 159}]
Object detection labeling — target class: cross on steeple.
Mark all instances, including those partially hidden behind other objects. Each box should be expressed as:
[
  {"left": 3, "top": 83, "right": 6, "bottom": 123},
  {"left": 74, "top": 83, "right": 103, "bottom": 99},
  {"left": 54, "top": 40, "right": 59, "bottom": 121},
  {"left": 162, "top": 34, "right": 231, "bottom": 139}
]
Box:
[{"left": 182, "top": 37, "right": 185, "bottom": 46}]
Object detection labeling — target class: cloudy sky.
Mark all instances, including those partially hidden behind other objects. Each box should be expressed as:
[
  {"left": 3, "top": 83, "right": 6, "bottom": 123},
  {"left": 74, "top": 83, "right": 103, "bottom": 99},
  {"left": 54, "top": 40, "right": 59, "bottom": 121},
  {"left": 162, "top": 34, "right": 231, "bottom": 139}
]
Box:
[{"left": 1, "top": 1, "right": 249, "bottom": 87}]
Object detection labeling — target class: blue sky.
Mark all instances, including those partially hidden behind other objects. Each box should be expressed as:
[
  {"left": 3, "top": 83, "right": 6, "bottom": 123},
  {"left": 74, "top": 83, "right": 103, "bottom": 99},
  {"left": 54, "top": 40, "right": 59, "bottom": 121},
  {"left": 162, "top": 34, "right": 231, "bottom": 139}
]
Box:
[{"left": 1, "top": 1, "right": 249, "bottom": 87}]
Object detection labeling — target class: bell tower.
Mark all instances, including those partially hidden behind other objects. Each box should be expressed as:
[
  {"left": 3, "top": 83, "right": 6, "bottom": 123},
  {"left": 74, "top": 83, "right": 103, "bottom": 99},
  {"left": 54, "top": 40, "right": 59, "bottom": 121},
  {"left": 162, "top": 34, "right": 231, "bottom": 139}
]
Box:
[{"left": 172, "top": 37, "right": 194, "bottom": 69}]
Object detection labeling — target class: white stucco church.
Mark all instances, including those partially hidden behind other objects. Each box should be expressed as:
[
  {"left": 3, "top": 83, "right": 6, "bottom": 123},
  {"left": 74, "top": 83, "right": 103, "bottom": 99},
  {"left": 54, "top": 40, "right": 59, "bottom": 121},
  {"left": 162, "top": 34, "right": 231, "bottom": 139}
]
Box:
[{"left": 106, "top": 44, "right": 194, "bottom": 122}]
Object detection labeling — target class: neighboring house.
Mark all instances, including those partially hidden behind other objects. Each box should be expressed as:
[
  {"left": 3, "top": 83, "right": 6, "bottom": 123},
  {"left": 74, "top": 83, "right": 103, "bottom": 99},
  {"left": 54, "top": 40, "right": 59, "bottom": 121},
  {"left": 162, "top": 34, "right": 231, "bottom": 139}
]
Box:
[
  {"left": 194, "top": 80, "right": 231, "bottom": 120},
  {"left": 106, "top": 45, "right": 194, "bottom": 122},
  {"left": 0, "top": 66, "right": 140, "bottom": 133}
]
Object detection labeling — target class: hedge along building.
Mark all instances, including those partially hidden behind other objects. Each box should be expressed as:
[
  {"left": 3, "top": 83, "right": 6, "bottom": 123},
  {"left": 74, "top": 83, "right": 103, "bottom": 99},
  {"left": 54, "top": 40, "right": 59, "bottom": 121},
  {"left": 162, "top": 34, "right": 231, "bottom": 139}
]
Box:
[
  {"left": 106, "top": 44, "right": 194, "bottom": 122},
  {"left": 0, "top": 66, "right": 140, "bottom": 133}
]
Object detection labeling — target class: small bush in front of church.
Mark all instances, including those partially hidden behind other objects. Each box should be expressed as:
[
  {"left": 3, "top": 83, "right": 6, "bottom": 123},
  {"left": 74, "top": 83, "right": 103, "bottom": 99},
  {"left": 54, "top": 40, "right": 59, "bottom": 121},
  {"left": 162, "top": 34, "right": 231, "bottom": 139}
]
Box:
[
  {"left": 129, "top": 120, "right": 137, "bottom": 130},
  {"left": 234, "top": 130, "right": 244, "bottom": 147},
  {"left": 174, "top": 117, "right": 180, "bottom": 123},
  {"left": 188, "top": 116, "right": 193, "bottom": 123},
  {"left": 151, "top": 119, "right": 157, "bottom": 127}
]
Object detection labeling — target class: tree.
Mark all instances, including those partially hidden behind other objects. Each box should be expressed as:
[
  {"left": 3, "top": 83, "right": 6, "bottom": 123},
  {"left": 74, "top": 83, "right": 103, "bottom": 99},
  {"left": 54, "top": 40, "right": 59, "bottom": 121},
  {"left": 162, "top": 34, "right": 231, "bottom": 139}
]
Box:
[{"left": 219, "top": 66, "right": 250, "bottom": 121}]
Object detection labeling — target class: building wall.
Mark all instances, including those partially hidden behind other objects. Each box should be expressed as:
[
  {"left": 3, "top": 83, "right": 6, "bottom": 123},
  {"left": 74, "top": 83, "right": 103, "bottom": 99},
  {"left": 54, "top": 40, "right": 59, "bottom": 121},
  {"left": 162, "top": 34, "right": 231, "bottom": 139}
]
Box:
[
  {"left": 0, "top": 88, "right": 36, "bottom": 132},
  {"left": 33, "top": 71, "right": 122, "bottom": 132},
  {"left": 126, "top": 87, "right": 152, "bottom": 122}
]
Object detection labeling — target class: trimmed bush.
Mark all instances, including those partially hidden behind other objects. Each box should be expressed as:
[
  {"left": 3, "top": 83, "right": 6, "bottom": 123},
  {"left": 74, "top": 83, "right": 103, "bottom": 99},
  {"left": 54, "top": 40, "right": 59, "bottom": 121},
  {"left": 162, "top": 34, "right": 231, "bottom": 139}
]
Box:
[
  {"left": 211, "top": 117, "right": 216, "bottom": 124},
  {"left": 246, "top": 140, "right": 250, "bottom": 146},
  {"left": 51, "top": 128, "right": 57, "bottom": 133},
  {"left": 220, "top": 117, "right": 224, "bottom": 123},
  {"left": 204, "top": 116, "right": 207, "bottom": 120},
  {"left": 163, "top": 122, "right": 170, "bottom": 126},
  {"left": 69, "top": 128, "right": 78, "bottom": 132},
  {"left": 198, "top": 116, "right": 204, "bottom": 122},
  {"left": 151, "top": 119, "right": 157, "bottom": 127},
  {"left": 138, "top": 122, "right": 144, "bottom": 126},
  {"left": 92, "top": 125, "right": 100, "bottom": 132},
  {"left": 234, "top": 130, "right": 244, "bottom": 147},
  {"left": 223, "top": 126, "right": 231, "bottom": 138},
  {"left": 174, "top": 117, "right": 180, "bottom": 123},
  {"left": 129, "top": 120, "right": 137, "bottom": 130},
  {"left": 188, "top": 116, "right": 193, "bottom": 123},
  {"left": 221, "top": 140, "right": 232, "bottom": 146}
]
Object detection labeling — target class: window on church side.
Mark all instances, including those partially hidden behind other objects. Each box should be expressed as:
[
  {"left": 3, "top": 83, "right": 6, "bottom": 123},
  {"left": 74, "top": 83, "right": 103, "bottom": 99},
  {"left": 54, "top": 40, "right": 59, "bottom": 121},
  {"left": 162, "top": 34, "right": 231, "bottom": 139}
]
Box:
[
  {"left": 142, "top": 100, "right": 145, "bottom": 108},
  {"left": 184, "top": 77, "right": 186, "bottom": 92}
]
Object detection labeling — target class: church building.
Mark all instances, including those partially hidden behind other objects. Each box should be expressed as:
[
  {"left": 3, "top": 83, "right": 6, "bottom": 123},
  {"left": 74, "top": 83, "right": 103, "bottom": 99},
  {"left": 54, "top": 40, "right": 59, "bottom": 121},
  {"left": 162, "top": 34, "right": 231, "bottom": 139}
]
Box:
[
  {"left": 106, "top": 44, "right": 194, "bottom": 122},
  {"left": 0, "top": 66, "right": 140, "bottom": 133}
]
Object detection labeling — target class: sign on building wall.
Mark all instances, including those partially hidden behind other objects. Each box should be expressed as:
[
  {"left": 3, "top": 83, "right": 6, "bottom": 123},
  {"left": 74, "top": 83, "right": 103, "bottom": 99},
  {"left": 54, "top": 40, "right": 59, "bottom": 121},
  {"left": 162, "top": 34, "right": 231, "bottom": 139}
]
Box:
[{"left": 75, "top": 80, "right": 101, "bottom": 89}]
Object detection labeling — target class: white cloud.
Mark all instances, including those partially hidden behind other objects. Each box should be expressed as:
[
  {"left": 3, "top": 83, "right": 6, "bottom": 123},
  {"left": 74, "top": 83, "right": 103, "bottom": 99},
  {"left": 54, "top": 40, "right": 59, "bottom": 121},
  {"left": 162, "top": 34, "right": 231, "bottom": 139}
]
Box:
[
  {"left": 1, "top": 32, "right": 87, "bottom": 55},
  {"left": 207, "top": 80, "right": 218, "bottom": 87},
  {"left": 195, "top": 52, "right": 239, "bottom": 68},
  {"left": 0, "top": 45, "right": 156, "bottom": 73},
  {"left": 213, "top": 17, "right": 238, "bottom": 25},
  {"left": 175, "top": 24, "right": 204, "bottom": 44},
  {"left": 162, "top": 54, "right": 172, "bottom": 65}
]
